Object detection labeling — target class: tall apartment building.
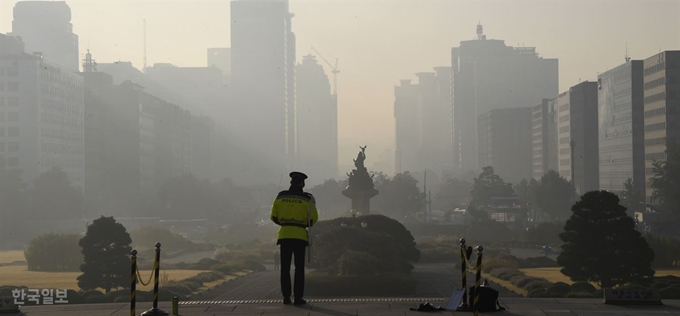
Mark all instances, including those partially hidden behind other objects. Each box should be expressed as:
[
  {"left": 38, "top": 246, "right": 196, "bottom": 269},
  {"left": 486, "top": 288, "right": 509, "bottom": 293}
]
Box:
[
  {"left": 10, "top": 1, "right": 79, "bottom": 72},
  {"left": 145, "top": 63, "right": 226, "bottom": 120},
  {"left": 230, "top": 0, "right": 297, "bottom": 182},
  {"left": 598, "top": 60, "right": 645, "bottom": 197},
  {"left": 394, "top": 79, "right": 420, "bottom": 174},
  {"left": 296, "top": 54, "right": 338, "bottom": 183},
  {"left": 532, "top": 98, "right": 559, "bottom": 179},
  {"left": 557, "top": 81, "right": 599, "bottom": 194},
  {"left": 0, "top": 53, "right": 84, "bottom": 187},
  {"left": 394, "top": 67, "right": 452, "bottom": 175},
  {"left": 207, "top": 47, "right": 231, "bottom": 85},
  {"left": 477, "top": 107, "right": 533, "bottom": 184},
  {"left": 643, "top": 51, "right": 680, "bottom": 203},
  {"left": 451, "top": 24, "right": 558, "bottom": 174}
]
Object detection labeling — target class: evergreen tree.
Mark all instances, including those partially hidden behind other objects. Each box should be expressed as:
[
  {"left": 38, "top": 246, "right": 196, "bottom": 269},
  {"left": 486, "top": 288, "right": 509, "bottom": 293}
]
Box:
[
  {"left": 77, "top": 216, "right": 132, "bottom": 293},
  {"left": 557, "top": 191, "right": 655, "bottom": 288}
]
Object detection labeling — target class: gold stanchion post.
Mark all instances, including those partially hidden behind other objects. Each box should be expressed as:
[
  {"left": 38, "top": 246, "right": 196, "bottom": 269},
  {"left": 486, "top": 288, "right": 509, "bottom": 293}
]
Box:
[
  {"left": 141, "top": 242, "right": 169, "bottom": 316},
  {"left": 457, "top": 238, "right": 469, "bottom": 311},
  {"left": 131, "top": 249, "right": 137, "bottom": 316},
  {"left": 473, "top": 246, "right": 483, "bottom": 316}
]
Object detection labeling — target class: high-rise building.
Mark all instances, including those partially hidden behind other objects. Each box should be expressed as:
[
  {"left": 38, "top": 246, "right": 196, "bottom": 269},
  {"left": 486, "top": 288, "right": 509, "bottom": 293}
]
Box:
[
  {"left": 394, "top": 79, "right": 420, "bottom": 174},
  {"left": 420, "top": 67, "right": 453, "bottom": 176},
  {"left": 191, "top": 116, "right": 215, "bottom": 182},
  {"left": 145, "top": 63, "right": 226, "bottom": 120},
  {"left": 532, "top": 98, "right": 559, "bottom": 179},
  {"left": 556, "top": 81, "right": 599, "bottom": 194},
  {"left": 0, "top": 34, "right": 25, "bottom": 55},
  {"left": 643, "top": 51, "right": 680, "bottom": 203},
  {"left": 207, "top": 47, "right": 231, "bottom": 74},
  {"left": 230, "top": 0, "right": 296, "bottom": 182},
  {"left": 394, "top": 68, "right": 452, "bottom": 176},
  {"left": 451, "top": 24, "right": 558, "bottom": 174},
  {"left": 296, "top": 54, "right": 338, "bottom": 183},
  {"left": 477, "top": 107, "right": 533, "bottom": 184},
  {"left": 207, "top": 47, "right": 231, "bottom": 85},
  {"left": 598, "top": 60, "right": 645, "bottom": 198},
  {"left": 10, "top": 1, "right": 79, "bottom": 72},
  {"left": 0, "top": 52, "right": 84, "bottom": 187}
]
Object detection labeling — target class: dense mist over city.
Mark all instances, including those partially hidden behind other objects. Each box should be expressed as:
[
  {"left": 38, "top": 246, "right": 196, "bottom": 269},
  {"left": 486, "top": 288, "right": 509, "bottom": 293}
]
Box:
[{"left": 0, "top": 0, "right": 679, "bottom": 270}]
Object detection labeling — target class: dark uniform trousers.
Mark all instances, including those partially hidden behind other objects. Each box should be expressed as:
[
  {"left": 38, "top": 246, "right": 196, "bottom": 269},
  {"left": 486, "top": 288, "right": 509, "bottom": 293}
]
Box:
[{"left": 279, "top": 239, "right": 307, "bottom": 299}]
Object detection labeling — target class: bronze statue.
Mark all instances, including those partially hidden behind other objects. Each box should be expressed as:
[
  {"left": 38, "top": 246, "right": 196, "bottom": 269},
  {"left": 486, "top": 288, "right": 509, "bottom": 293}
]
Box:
[
  {"left": 353, "top": 146, "right": 367, "bottom": 170},
  {"left": 343, "top": 145, "right": 378, "bottom": 214}
]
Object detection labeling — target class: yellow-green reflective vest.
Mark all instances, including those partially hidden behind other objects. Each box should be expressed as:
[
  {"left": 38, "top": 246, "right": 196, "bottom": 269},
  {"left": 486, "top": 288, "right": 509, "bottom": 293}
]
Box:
[{"left": 270, "top": 190, "right": 319, "bottom": 242}]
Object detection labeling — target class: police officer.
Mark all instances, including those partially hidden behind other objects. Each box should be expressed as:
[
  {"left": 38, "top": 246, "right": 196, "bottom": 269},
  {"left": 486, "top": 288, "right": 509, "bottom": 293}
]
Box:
[{"left": 270, "top": 171, "right": 319, "bottom": 305}]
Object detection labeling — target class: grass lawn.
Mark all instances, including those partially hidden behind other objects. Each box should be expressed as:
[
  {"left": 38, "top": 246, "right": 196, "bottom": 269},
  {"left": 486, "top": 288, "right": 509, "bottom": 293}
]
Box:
[
  {"left": 484, "top": 273, "right": 528, "bottom": 297},
  {"left": 0, "top": 265, "right": 209, "bottom": 291},
  {"left": 520, "top": 267, "right": 680, "bottom": 286},
  {"left": 198, "top": 271, "right": 251, "bottom": 292},
  {"left": 0, "top": 251, "right": 26, "bottom": 264}
]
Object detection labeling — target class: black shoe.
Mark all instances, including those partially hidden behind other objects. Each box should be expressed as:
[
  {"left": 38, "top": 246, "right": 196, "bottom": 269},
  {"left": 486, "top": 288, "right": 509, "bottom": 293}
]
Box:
[
  {"left": 293, "top": 298, "right": 307, "bottom": 305},
  {"left": 283, "top": 297, "right": 292, "bottom": 305}
]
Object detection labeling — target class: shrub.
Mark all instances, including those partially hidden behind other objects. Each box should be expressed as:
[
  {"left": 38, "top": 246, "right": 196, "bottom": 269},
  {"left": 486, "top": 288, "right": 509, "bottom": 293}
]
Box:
[
  {"left": 211, "top": 263, "right": 235, "bottom": 274},
  {"left": 482, "top": 258, "right": 518, "bottom": 273},
  {"left": 243, "top": 260, "right": 266, "bottom": 272},
  {"left": 570, "top": 281, "right": 597, "bottom": 294},
  {"left": 188, "top": 258, "right": 221, "bottom": 270},
  {"left": 130, "top": 226, "right": 194, "bottom": 253},
  {"left": 510, "top": 276, "right": 536, "bottom": 288},
  {"left": 312, "top": 215, "right": 420, "bottom": 275},
  {"left": 660, "top": 285, "right": 680, "bottom": 299},
  {"left": 66, "top": 289, "right": 83, "bottom": 304},
  {"left": 528, "top": 288, "right": 548, "bottom": 298},
  {"left": 546, "top": 282, "right": 570, "bottom": 297},
  {"left": 525, "top": 280, "right": 552, "bottom": 293},
  {"left": 163, "top": 283, "right": 192, "bottom": 296},
  {"left": 490, "top": 268, "right": 524, "bottom": 281},
  {"left": 567, "top": 291, "right": 596, "bottom": 298},
  {"left": 517, "top": 256, "right": 559, "bottom": 268},
  {"left": 489, "top": 268, "right": 516, "bottom": 278},
  {"left": 339, "top": 250, "right": 380, "bottom": 275},
  {"left": 81, "top": 290, "right": 106, "bottom": 303},
  {"left": 24, "top": 233, "right": 83, "bottom": 272},
  {"left": 185, "top": 271, "right": 224, "bottom": 284}
]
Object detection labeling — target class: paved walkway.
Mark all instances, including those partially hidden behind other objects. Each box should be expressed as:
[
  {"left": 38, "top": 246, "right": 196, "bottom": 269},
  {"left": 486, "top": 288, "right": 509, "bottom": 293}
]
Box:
[
  {"left": 197, "top": 263, "right": 521, "bottom": 301},
  {"left": 10, "top": 298, "right": 680, "bottom": 315}
]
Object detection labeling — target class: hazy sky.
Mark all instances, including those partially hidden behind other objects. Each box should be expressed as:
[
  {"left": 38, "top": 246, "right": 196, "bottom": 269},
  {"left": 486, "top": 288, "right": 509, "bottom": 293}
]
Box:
[{"left": 1, "top": 0, "right": 679, "bottom": 174}]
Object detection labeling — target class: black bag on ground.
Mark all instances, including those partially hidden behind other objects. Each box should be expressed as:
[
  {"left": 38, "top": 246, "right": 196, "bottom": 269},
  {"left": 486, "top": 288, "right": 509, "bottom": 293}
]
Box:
[{"left": 468, "top": 286, "right": 504, "bottom": 312}]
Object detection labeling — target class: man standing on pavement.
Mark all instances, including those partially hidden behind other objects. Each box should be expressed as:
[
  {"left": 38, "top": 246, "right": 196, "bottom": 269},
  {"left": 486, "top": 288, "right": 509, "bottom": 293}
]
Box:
[{"left": 270, "top": 171, "right": 319, "bottom": 305}]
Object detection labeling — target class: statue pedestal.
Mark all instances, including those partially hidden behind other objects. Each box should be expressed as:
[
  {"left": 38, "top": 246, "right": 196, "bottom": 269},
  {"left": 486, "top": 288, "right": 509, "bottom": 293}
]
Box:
[{"left": 342, "top": 188, "right": 379, "bottom": 215}]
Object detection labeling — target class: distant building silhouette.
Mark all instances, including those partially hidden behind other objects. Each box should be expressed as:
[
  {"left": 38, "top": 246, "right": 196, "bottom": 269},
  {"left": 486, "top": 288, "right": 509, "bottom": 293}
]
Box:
[
  {"left": 296, "top": 54, "right": 338, "bottom": 182},
  {"left": 394, "top": 67, "right": 453, "bottom": 175},
  {"left": 477, "top": 107, "right": 533, "bottom": 184},
  {"left": 451, "top": 24, "right": 558, "bottom": 174},
  {"left": 0, "top": 33, "right": 25, "bottom": 55},
  {"left": 145, "top": 63, "right": 226, "bottom": 119},
  {"left": 207, "top": 47, "right": 231, "bottom": 72},
  {"left": 10, "top": 1, "right": 80, "bottom": 72},
  {"left": 598, "top": 60, "right": 645, "bottom": 196},
  {"left": 230, "top": 0, "right": 297, "bottom": 182},
  {"left": 207, "top": 47, "right": 231, "bottom": 84},
  {"left": 557, "top": 81, "right": 599, "bottom": 194},
  {"left": 394, "top": 79, "right": 420, "bottom": 174},
  {"left": 0, "top": 50, "right": 84, "bottom": 187},
  {"left": 643, "top": 51, "right": 680, "bottom": 203},
  {"left": 532, "top": 98, "right": 558, "bottom": 179}
]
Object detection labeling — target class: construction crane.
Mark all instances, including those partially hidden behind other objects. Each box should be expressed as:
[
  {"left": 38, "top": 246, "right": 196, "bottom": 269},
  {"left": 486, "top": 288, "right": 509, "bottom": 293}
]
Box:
[{"left": 310, "top": 46, "right": 340, "bottom": 96}]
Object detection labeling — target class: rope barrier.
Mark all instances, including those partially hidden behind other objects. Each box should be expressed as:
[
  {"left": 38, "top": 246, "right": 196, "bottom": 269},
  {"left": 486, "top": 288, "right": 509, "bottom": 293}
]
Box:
[
  {"left": 474, "top": 246, "right": 484, "bottom": 316},
  {"left": 131, "top": 243, "right": 169, "bottom": 316}
]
